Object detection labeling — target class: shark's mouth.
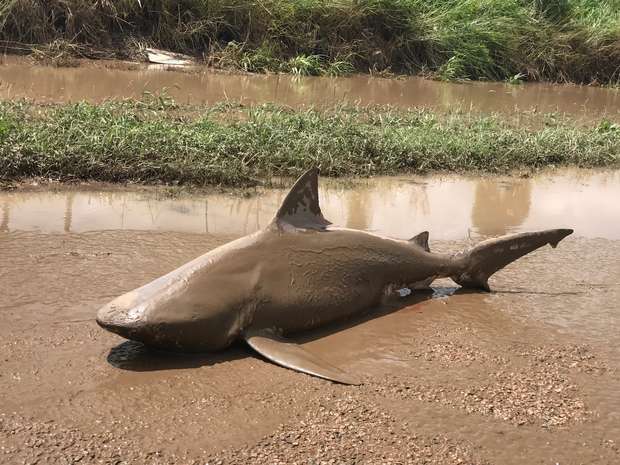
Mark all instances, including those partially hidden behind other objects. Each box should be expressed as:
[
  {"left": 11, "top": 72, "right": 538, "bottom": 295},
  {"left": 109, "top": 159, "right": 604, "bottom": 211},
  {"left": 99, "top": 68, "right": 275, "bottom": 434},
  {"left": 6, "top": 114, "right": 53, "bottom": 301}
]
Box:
[
  {"left": 96, "top": 315, "right": 210, "bottom": 353},
  {"left": 96, "top": 317, "right": 144, "bottom": 341}
]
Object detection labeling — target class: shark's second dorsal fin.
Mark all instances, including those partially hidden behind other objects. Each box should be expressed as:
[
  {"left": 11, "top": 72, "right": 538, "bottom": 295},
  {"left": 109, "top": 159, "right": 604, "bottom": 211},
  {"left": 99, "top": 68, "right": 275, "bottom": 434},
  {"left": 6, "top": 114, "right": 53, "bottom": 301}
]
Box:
[
  {"left": 272, "top": 168, "right": 331, "bottom": 230},
  {"left": 409, "top": 231, "right": 430, "bottom": 252}
]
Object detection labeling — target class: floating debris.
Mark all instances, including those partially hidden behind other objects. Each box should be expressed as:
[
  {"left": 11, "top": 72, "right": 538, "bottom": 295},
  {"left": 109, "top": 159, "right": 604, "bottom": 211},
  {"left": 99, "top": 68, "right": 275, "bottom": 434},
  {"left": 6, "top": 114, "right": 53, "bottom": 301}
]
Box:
[{"left": 145, "top": 48, "right": 194, "bottom": 66}]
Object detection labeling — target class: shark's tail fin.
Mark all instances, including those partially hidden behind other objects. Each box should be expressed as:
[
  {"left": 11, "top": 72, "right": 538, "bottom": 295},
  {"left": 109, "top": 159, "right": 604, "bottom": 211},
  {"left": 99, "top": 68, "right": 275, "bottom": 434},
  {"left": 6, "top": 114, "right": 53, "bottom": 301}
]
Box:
[{"left": 451, "top": 228, "right": 573, "bottom": 291}]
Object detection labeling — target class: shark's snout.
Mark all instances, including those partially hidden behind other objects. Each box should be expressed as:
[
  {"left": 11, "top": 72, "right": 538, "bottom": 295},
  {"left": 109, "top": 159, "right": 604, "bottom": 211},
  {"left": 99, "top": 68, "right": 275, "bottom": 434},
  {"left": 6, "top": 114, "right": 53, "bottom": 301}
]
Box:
[
  {"left": 96, "top": 292, "right": 210, "bottom": 351},
  {"left": 96, "top": 293, "right": 148, "bottom": 340},
  {"left": 96, "top": 276, "right": 244, "bottom": 353},
  {"left": 96, "top": 318, "right": 139, "bottom": 340}
]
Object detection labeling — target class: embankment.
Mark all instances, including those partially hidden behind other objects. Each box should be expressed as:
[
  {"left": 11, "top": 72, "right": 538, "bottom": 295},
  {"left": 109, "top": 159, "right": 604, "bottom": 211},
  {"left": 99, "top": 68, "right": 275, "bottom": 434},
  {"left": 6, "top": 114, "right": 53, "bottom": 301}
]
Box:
[{"left": 0, "top": 0, "right": 619, "bottom": 83}]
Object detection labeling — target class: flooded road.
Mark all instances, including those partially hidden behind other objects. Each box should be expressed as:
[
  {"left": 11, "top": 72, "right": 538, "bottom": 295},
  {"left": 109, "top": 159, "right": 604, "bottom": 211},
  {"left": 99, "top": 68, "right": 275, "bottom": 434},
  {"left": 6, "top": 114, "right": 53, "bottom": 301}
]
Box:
[
  {"left": 3, "top": 169, "right": 619, "bottom": 239},
  {"left": 1, "top": 170, "right": 620, "bottom": 464},
  {"left": 1, "top": 55, "right": 619, "bottom": 120}
]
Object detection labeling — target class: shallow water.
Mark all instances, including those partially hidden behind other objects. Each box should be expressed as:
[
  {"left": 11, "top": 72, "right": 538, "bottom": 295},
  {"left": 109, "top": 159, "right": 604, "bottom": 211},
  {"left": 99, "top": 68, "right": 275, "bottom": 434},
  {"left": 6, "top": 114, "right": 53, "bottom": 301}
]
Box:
[
  {"left": 1, "top": 55, "right": 618, "bottom": 120},
  {"left": 2, "top": 169, "right": 618, "bottom": 239}
]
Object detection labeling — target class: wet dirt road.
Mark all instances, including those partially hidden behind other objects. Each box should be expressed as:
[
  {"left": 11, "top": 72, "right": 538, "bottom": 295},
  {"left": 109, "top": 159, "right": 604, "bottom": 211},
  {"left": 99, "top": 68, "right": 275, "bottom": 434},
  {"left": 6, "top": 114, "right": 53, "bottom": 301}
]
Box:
[
  {"left": 1, "top": 171, "right": 619, "bottom": 464},
  {"left": 1, "top": 55, "right": 619, "bottom": 121}
]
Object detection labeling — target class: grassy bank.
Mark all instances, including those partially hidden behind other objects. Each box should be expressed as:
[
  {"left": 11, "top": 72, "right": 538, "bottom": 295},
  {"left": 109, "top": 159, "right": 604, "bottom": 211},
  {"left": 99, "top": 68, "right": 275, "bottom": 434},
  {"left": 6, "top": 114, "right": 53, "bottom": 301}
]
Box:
[
  {"left": 0, "top": 99, "right": 618, "bottom": 186},
  {"left": 1, "top": 0, "right": 619, "bottom": 84}
]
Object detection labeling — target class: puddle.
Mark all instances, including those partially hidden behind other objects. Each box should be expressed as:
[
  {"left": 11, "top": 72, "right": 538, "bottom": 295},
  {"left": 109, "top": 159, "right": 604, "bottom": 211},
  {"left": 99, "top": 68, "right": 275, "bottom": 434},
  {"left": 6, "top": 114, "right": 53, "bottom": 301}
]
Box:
[
  {"left": 1, "top": 55, "right": 618, "bottom": 120},
  {"left": 1, "top": 169, "right": 618, "bottom": 240}
]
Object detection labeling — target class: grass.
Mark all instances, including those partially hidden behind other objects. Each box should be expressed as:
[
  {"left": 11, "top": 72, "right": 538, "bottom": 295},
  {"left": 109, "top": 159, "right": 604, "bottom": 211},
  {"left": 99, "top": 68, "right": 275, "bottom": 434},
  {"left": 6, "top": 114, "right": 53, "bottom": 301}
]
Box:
[
  {"left": 0, "top": 99, "right": 617, "bottom": 186},
  {"left": 0, "top": 0, "right": 619, "bottom": 83}
]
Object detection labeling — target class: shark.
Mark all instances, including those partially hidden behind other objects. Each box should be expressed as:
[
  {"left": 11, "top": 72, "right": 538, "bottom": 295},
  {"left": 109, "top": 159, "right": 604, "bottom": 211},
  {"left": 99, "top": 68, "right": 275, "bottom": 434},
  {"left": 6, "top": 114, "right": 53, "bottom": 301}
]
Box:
[{"left": 97, "top": 168, "right": 573, "bottom": 384}]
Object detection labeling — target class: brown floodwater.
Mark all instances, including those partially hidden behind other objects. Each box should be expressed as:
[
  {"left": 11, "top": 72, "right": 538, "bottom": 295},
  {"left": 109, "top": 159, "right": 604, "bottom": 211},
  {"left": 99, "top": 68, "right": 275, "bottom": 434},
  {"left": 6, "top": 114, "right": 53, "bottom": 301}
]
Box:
[
  {"left": 1, "top": 55, "right": 619, "bottom": 120},
  {"left": 2, "top": 169, "right": 618, "bottom": 240},
  {"left": 1, "top": 170, "right": 620, "bottom": 463}
]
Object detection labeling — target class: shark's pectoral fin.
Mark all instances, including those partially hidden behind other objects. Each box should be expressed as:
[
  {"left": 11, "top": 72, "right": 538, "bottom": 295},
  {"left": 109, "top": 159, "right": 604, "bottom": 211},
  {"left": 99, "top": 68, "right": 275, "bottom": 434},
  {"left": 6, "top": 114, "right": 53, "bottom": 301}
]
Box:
[{"left": 244, "top": 329, "right": 360, "bottom": 385}]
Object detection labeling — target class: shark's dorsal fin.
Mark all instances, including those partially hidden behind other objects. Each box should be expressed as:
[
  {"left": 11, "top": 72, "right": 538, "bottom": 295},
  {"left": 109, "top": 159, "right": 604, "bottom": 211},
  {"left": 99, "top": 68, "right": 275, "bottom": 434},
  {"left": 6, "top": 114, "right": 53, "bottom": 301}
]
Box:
[
  {"left": 244, "top": 329, "right": 360, "bottom": 385},
  {"left": 272, "top": 168, "right": 331, "bottom": 230},
  {"left": 409, "top": 231, "right": 430, "bottom": 252}
]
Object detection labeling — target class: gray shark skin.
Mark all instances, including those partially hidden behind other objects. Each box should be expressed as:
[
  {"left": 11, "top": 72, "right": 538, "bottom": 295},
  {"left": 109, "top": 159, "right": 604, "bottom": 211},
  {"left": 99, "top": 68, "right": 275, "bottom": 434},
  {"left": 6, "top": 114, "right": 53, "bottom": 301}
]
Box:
[{"left": 97, "top": 169, "right": 573, "bottom": 384}]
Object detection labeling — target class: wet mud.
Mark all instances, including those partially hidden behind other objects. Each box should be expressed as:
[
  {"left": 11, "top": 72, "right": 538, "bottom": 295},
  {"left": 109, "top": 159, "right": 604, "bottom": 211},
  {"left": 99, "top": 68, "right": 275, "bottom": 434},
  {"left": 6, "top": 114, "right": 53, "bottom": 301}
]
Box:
[
  {"left": 1, "top": 172, "right": 620, "bottom": 464},
  {"left": 1, "top": 55, "right": 619, "bottom": 121}
]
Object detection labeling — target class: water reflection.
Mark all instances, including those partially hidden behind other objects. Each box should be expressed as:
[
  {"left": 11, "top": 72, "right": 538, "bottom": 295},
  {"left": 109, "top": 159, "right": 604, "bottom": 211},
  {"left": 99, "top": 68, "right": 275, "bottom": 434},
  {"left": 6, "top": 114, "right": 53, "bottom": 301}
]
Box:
[
  {"left": 63, "top": 193, "right": 74, "bottom": 233},
  {"left": 0, "top": 55, "right": 618, "bottom": 121},
  {"left": 1, "top": 202, "right": 8, "bottom": 232},
  {"left": 345, "top": 189, "right": 372, "bottom": 230},
  {"left": 471, "top": 179, "right": 531, "bottom": 236},
  {"left": 1, "top": 170, "right": 618, "bottom": 239}
]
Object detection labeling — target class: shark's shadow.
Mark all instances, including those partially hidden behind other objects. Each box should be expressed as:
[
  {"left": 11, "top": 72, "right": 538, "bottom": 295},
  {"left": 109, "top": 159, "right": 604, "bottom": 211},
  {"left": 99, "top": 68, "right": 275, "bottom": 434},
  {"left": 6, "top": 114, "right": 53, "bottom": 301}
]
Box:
[
  {"left": 107, "top": 340, "right": 248, "bottom": 371},
  {"left": 106, "top": 286, "right": 464, "bottom": 372}
]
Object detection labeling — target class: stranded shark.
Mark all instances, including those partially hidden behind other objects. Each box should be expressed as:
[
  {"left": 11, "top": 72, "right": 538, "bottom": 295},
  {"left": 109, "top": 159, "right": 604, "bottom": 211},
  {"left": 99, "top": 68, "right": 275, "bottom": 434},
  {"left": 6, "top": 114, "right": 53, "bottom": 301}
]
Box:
[{"left": 97, "top": 169, "right": 573, "bottom": 384}]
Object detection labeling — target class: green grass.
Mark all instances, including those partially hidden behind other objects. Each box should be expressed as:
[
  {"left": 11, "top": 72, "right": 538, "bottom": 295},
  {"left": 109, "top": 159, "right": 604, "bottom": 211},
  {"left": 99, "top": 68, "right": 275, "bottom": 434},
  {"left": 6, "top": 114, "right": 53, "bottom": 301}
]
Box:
[
  {"left": 0, "top": 99, "right": 617, "bottom": 186},
  {"left": 0, "top": 0, "right": 619, "bottom": 83}
]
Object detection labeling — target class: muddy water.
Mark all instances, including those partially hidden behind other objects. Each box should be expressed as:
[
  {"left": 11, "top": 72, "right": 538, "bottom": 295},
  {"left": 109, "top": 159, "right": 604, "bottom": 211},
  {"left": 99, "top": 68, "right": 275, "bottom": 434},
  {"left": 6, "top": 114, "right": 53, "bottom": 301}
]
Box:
[
  {"left": 2, "top": 169, "right": 618, "bottom": 239},
  {"left": 1, "top": 55, "right": 619, "bottom": 120},
  {"left": 1, "top": 170, "right": 620, "bottom": 463}
]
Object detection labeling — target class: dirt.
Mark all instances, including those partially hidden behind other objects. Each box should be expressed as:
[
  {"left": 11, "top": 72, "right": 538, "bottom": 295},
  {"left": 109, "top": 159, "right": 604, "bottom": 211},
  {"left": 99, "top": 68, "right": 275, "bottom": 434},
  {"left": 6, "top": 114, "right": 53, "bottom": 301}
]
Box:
[{"left": 1, "top": 173, "right": 620, "bottom": 464}]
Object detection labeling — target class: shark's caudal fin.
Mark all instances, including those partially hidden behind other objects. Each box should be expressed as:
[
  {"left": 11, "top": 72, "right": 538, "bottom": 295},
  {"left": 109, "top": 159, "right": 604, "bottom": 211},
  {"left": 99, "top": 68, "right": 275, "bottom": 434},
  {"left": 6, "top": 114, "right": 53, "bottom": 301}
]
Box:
[{"left": 451, "top": 228, "right": 573, "bottom": 291}]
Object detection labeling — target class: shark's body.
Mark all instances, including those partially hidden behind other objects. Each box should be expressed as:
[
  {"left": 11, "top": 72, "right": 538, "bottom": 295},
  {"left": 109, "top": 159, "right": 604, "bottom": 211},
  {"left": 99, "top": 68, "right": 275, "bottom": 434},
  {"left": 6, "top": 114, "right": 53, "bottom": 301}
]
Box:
[{"left": 97, "top": 169, "right": 572, "bottom": 384}]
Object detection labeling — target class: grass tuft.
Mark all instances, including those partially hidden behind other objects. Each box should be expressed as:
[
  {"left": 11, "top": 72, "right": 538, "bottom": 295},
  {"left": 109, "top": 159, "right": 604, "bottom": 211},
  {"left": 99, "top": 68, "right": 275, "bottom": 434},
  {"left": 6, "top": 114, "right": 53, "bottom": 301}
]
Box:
[{"left": 0, "top": 0, "right": 618, "bottom": 83}]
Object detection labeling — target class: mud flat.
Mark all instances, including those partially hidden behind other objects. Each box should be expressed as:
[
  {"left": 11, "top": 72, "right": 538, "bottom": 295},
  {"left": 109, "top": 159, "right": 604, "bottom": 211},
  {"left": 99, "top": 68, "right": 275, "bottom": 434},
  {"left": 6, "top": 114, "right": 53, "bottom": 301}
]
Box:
[{"left": 1, "top": 171, "right": 619, "bottom": 464}]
